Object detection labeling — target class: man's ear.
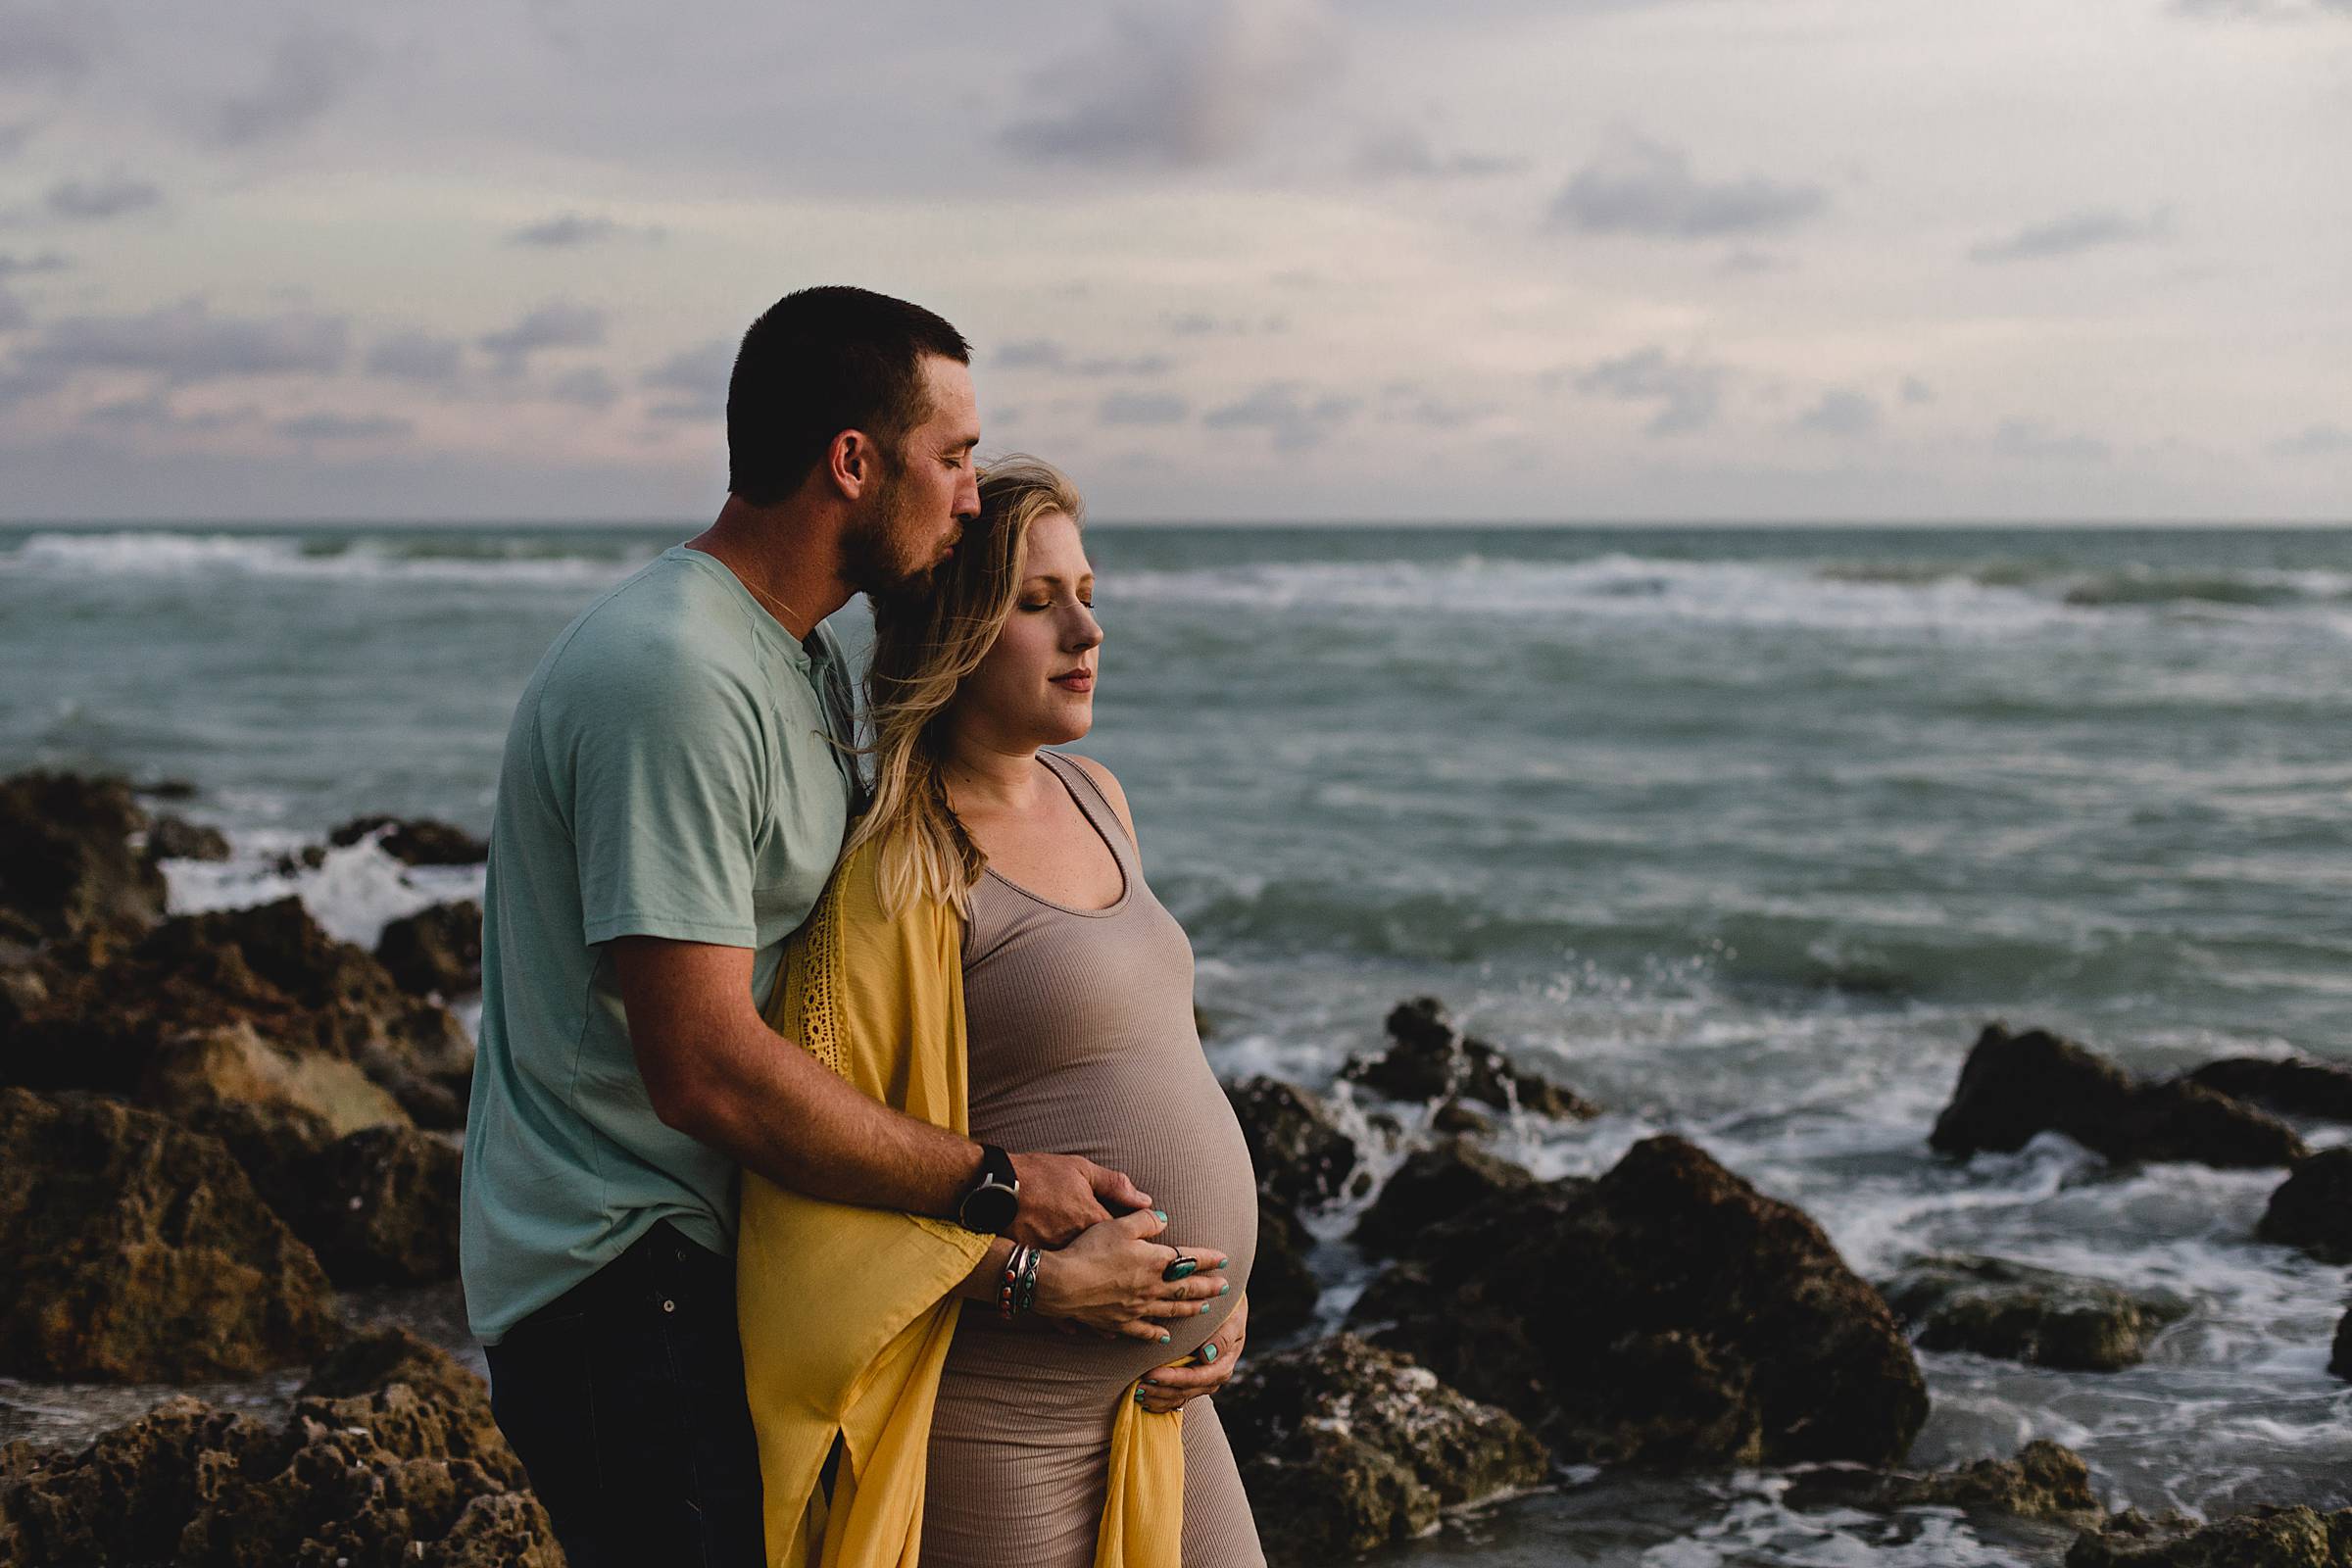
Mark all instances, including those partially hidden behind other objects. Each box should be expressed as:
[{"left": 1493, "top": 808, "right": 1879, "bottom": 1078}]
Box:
[{"left": 826, "top": 428, "right": 876, "bottom": 501}]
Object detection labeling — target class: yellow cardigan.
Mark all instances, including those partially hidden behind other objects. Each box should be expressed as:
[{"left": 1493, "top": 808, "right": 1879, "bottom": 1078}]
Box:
[{"left": 736, "top": 839, "right": 1183, "bottom": 1568}]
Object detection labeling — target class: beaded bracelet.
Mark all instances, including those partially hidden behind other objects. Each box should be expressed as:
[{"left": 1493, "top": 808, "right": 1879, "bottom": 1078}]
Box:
[
  {"left": 999, "top": 1245, "right": 1034, "bottom": 1319},
  {"left": 1015, "top": 1243, "right": 1043, "bottom": 1315}
]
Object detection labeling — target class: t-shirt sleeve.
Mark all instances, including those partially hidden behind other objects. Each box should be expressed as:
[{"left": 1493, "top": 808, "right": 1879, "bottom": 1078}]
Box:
[{"left": 544, "top": 642, "right": 769, "bottom": 949}]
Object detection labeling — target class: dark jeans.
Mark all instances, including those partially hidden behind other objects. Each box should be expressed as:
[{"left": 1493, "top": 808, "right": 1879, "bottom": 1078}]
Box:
[{"left": 484, "top": 1220, "right": 764, "bottom": 1568}]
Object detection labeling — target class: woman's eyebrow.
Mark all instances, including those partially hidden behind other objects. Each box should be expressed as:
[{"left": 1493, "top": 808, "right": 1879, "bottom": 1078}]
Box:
[{"left": 1022, "top": 572, "right": 1097, "bottom": 589}]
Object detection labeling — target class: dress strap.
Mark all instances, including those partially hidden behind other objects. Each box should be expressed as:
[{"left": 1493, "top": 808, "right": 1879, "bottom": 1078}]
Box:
[{"left": 1041, "top": 751, "right": 1137, "bottom": 856}]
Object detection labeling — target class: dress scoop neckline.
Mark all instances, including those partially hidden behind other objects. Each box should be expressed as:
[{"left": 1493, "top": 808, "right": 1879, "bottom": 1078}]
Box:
[{"left": 978, "top": 755, "right": 1133, "bottom": 918}]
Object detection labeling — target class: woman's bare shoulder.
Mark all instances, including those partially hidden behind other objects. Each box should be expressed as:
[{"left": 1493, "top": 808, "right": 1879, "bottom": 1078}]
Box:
[{"left": 1059, "top": 754, "right": 1139, "bottom": 845}]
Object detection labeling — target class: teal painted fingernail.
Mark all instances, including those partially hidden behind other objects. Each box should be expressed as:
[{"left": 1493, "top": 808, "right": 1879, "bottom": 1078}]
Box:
[
  {"left": 1200, "top": 1343, "right": 1218, "bottom": 1363},
  {"left": 1157, "top": 1332, "right": 1171, "bottom": 1344},
  {"left": 1151, "top": 1209, "right": 1168, "bottom": 1224},
  {"left": 1218, "top": 1280, "right": 1231, "bottom": 1295},
  {"left": 1133, "top": 1390, "right": 1147, "bottom": 1404},
  {"left": 1213, "top": 1257, "right": 1229, "bottom": 1269}
]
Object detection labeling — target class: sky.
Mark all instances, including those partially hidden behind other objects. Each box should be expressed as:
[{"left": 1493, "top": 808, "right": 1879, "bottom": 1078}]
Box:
[{"left": 0, "top": 0, "right": 2347, "bottom": 523}]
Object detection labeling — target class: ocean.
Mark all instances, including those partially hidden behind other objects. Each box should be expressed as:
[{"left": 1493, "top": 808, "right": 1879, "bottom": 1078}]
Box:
[{"left": 3, "top": 519, "right": 2348, "bottom": 1566}]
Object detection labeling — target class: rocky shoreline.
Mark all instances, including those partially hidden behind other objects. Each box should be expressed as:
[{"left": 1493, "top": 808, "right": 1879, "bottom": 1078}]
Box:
[{"left": 4, "top": 769, "right": 2349, "bottom": 1566}]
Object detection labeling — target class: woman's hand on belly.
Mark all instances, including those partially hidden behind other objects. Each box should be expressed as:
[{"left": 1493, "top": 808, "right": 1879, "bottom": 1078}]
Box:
[
  {"left": 1036, "top": 1208, "right": 1232, "bottom": 1343},
  {"left": 1134, "top": 1290, "right": 1249, "bottom": 1414}
]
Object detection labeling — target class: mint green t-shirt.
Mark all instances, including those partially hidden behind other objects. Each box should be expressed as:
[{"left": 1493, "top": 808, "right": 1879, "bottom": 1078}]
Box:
[{"left": 460, "top": 545, "right": 858, "bottom": 1344}]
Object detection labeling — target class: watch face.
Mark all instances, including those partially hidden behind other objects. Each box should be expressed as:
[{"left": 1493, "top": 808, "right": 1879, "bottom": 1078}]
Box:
[{"left": 961, "top": 1183, "right": 1019, "bottom": 1234}]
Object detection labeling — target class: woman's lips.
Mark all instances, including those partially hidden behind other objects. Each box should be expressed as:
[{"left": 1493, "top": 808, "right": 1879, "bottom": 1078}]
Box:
[{"left": 1052, "top": 671, "right": 1094, "bottom": 693}]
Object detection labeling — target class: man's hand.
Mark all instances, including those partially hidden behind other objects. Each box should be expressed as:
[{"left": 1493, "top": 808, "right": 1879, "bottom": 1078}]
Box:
[
  {"left": 1135, "top": 1290, "right": 1248, "bottom": 1414},
  {"left": 1006, "top": 1151, "right": 1152, "bottom": 1247}
]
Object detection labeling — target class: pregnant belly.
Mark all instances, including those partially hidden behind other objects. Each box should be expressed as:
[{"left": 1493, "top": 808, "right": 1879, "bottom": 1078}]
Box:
[{"left": 955, "top": 1058, "right": 1261, "bottom": 1391}]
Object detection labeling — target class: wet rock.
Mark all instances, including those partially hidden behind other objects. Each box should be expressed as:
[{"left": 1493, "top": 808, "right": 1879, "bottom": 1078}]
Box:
[
  {"left": 1352, "top": 1139, "right": 1534, "bottom": 1259},
  {"left": 1345, "top": 997, "right": 1599, "bottom": 1120},
  {"left": 1248, "top": 1196, "right": 1321, "bottom": 1342},
  {"left": 134, "top": 778, "right": 198, "bottom": 801},
  {"left": 1225, "top": 1076, "right": 1362, "bottom": 1209},
  {"left": 0, "top": 1088, "right": 337, "bottom": 1381},
  {"left": 1220, "top": 1334, "right": 1548, "bottom": 1567},
  {"left": 1431, "top": 1098, "right": 1495, "bottom": 1136},
  {"left": 0, "top": 1335, "right": 557, "bottom": 1568},
  {"left": 2186, "top": 1055, "right": 2352, "bottom": 1123},
  {"left": 2, "top": 896, "right": 472, "bottom": 1131},
  {"left": 1788, "top": 1439, "right": 2102, "bottom": 1524},
  {"left": 144, "top": 813, "right": 232, "bottom": 863},
  {"left": 2257, "top": 1149, "right": 2352, "bottom": 1264},
  {"left": 377, "top": 898, "right": 484, "bottom": 999},
  {"left": 0, "top": 770, "right": 167, "bottom": 946},
  {"left": 1932, "top": 1023, "right": 2307, "bottom": 1169},
  {"left": 2331, "top": 1307, "right": 2350, "bottom": 1382},
  {"left": 2064, "top": 1503, "right": 2352, "bottom": 1566},
  {"left": 284, "top": 1124, "right": 463, "bottom": 1287},
  {"left": 143, "top": 1019, "right": 409, "bottom": 1139},
  {"left": 1349, "top": 1133, "right": 1927, "bottom": 1467},
  {"left": 1879, "top": 1254, "right": 2189, "bottom": 1372},
  {"left": 297, "top": 1326, "right": 525, "bottom": 1490},
  {"left": 329, "top": 813, "right": 489, "bottom": 866}
]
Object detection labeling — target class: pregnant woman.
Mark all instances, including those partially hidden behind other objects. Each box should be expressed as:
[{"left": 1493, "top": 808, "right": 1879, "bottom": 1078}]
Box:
[
  {"left": 738, "top": 456, "right": 1262, "bottom": 1568},
  {"left": 903, "top": 462, "right": 1262, "bottom": 1568}
]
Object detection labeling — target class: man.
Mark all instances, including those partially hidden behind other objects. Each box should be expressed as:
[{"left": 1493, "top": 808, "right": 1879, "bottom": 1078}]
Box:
[{"left": 459, "top": 286, "right": 1154, "bottom": 1565}]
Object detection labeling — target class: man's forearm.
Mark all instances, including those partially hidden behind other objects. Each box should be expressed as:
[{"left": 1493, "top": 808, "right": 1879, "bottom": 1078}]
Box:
[{"left": 672, "top": 1007, "right": 982, "bottom": 1217}]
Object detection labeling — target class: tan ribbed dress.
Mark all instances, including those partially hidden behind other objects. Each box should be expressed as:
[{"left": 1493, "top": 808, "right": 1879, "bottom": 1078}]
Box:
[{"left": 921, "top": 752, "right": 1265, "bottom": 1568}]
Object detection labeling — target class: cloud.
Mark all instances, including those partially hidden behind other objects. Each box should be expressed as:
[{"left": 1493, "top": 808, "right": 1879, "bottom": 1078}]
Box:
[
  {"left": 1351, "top": 126, "right": 1524, "bottom": 181},
  {"left": 548, "top": 367, "right": 619, "bottom": 410},
  {"left": 46, "top": 175, "right": 164, "bottom": 220},
  {"left": 1994, "top": 418, "right": 2110, "bottom": 462},
  {"left": 364, "top": 331, "right": 465, "bottom": 383},
  {"left": 85, "top": 394, "right": 259, "bottom": 433},
  {"left": 1718, "top": 248, "right": 1789, "bottom": 275},
  {"left": 1378, "top": 382, "right": 1493, "bottom": 429},
  {"left": 995, "top": 339, "right": 1173, "bottom": 376},
  {"left": 0, "top": 7, "right": 95, "bottom": 84},
  {"left": 0, "top": 121, "right": 37, "bottom": 160},
  {"left": 2269, "top": 423, "right": 2352, "bottom": 458},
  {"left": 16, "top": 299, "right": 348, "bottom": 386},
  {"left": 1551, "top": 136, "right": 1828, "bottom": 240},
  {"left": 204, "top": 25, "right": 374, "bottom": 148},
  {"left": 0, "top": 249, "right": 70, "bottom": 277},
  {"left": 1000, "top": 0, "right": 1338, "bottom": 169},
  {"left": 1569, "top": 346, "right": 1726, "bottom": 435},
  {"left": 1968, "top": 207, "right": 2172, "bottom": 263},
  {"left": 1202, "top": 381, "right": 1358, "bottom": 448},
  {"left": 1099, "top": 390, "right": 1190, "bottom": 425},
  {"left": 509, "top": 213, "right": 662, "bottom": 248},
  {"left": 642, "top": 338, "right": 732, "bottom": 420},
  {"left": 478, "top": 301, "right": 606, "bottom": 374},
  {"left": 1900, "top": 376, "right": 1935, "bottom": 405},
  {"left": 276, "top": 413, "right": 413, "bottom": 441},
  {"left": 1794, "top": 388, "right": 1880, "bottom": 438},
  {"left": 0, "top": 287, "right": 25, "bottom": 332},
  {"left": 2173, "top": 0, "right": 2352, "bottom": 17}
]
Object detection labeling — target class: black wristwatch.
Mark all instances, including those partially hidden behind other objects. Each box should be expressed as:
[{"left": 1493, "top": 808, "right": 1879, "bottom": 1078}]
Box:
[{"left": 956, "top": 1144, "right": 1021, "bottom": 1234}]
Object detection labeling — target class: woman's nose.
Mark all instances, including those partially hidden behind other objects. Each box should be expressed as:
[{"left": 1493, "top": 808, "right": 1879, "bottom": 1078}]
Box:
[{"left": 1067, "top": 607, "right": 1102, "bottom": 651}]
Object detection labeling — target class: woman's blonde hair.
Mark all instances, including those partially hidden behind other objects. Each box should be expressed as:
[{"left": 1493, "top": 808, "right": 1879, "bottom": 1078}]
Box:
[{"left": 847, "top": 454, "right": 1086, "bottom": 915}]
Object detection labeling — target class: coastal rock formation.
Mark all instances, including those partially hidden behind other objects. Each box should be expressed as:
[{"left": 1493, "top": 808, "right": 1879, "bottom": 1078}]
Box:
[
  {"left": 280, "top": 1123, "right": 463, "bottom": 1287},
  {"left": 143, "top": 814, "right": 231, "bottom": 863},
  {"left": 1218, "top": 1335, "right": 1548, "bottom": 1567},
  {"left": 0, "top": 1330, "right": 556, "bottom": 1568},
  {"left": 1247, "top": 1196, "right": 1321, "bottom": 1342},
  {"left": 2064, "top": 1503, "right": 2352, "bottom": 1566},
  {"left": 2331, "top": 1306, "right": 2350, "bottom": 1382},
  {"left": 2256, "top": 1149, "right": 2352, "bottom": 1264},
  {"left": 1349, "top": 1133, "right": 1928, "bottom": 1467},
  {"left": 1225, "top": 1076, "right": 1362, "bottom": 1209},
  {"left": 1351, "top": 1139, "right": 1534, "bottom": 1258},
  {"left": 0, "top": 771, "right": 167, "bottom": 946},
  {"left": 1879, "top": 1254, "right": 2189, "bottom": 1372},
  {"left": 1345, "top": 997, "right": 1598, "bottom": 1120},
  {"left": 376, "top": 898, "right": 484, "bottom": 999},
  {"left": 2, "top": 896, "right": 472, "bottom": 1131},
  {"left": 0, "top": 1088, "right": 337, "bottom": 1381},
  {"left": 2186, "top": 1054, "right": 2352, "bottom": 1123},
  {"left": 328, "top": 813, "right": 489, "bottom": 866},
  {"left": 1787, "top": 1439, "right": 2102, "bottom": 1524},
  {"left": 1931, "top": 1024, "right": 2307, "bottom": 1169}
]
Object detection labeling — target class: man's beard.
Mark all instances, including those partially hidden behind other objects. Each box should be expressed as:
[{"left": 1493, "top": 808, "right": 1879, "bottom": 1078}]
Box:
[{"left": 840, "top": 466, "right": 941, "bottom": 601}]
